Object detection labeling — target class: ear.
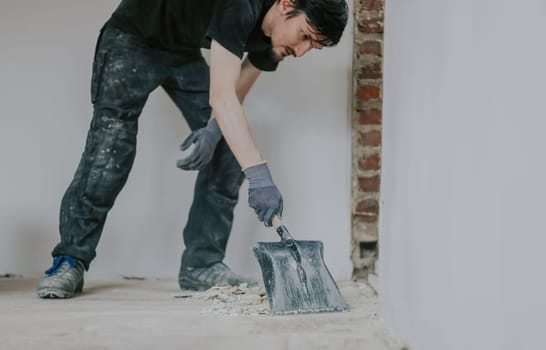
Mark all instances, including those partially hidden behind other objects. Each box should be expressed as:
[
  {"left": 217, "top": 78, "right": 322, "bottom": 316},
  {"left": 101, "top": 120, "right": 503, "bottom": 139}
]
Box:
[{"left": 278, "top": 0, "right": 294, "bottom": 15}]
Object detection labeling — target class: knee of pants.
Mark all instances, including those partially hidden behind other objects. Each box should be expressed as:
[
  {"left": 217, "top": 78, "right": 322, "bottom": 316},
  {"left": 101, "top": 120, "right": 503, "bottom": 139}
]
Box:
[
  {"left": 88, "top": 110, "right": 139, "bottom": 151},
  {"left": 209, "top": 172, "right": 245, "bottom": 202},
  {"left": 75, "top": 113, "right": 139, "bottom": 205},
  {"left": 197, "top": 168, "right": 244, "bottom": 205},
  {"left": 207, "top": 142, "right": 245, "bottom": 198}
]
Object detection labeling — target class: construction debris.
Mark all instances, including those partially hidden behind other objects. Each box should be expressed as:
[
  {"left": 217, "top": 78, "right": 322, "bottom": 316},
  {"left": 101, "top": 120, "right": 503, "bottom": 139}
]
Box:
[
  {"left": 175, "top": 283, "right": 270, "bottom": 316},
  {"left": 174, "top": 281, "right": 377, "bottom": 317}
]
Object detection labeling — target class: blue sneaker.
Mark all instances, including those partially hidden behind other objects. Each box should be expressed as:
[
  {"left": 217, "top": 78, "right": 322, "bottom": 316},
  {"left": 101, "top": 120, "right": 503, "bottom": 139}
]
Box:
[{"left": 37, "top": 256, "right": 85, "bottom": 299}]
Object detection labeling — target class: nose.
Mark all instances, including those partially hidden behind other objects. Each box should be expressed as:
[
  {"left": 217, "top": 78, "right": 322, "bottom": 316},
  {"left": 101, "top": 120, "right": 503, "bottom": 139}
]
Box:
[{"left": 294, "top": 41, "right": 313, "bottom": 57}]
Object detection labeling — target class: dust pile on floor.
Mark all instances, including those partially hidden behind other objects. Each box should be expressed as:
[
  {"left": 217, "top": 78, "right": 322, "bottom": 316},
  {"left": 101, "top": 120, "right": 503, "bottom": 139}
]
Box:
[
  {"left": 174, "top": 280, "right": 378, "bottom": 317},
  {"left": 175, "top": 283, "right": 270, "bottom": 316}
]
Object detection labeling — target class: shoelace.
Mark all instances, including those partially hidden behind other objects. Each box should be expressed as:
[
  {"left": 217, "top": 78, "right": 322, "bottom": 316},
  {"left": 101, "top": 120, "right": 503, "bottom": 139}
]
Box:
[{"left": 44, "top": 256, "right": 78, "bottom": 275}]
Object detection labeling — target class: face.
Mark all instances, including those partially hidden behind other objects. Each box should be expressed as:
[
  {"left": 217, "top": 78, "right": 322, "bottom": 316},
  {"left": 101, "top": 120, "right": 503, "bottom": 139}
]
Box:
[{"left": 269, "top": 3, "right": 324, "bottom": 61}]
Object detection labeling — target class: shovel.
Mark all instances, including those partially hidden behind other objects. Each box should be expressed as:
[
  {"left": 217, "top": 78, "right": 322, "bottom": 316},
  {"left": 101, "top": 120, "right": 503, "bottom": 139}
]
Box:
[{"left": 252, "top": 216, "right": 349, "bottom": 315}]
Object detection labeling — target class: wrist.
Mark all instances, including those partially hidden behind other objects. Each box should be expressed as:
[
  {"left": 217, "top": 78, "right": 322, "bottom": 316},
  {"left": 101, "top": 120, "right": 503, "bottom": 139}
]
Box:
[
  {"left": 244, "top": 162, "right": 274, "bottom": 189},
  {"left": 206, "top": 118, "right": 222, "bottom": 143},
  {"left": 241, "top": 160, "right": 267, "bottom": 172}
]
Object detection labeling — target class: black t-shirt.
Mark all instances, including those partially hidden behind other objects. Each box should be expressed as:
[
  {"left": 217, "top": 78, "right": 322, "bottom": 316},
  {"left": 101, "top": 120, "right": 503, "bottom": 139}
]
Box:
[{"left": 108, "top": 0, "right": 279, "bottom": 71}]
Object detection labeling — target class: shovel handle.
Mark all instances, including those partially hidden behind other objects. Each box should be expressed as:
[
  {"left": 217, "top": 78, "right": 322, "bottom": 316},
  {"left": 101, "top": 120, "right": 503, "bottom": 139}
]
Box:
[
  {"left": 272, "top": 215, "right": 283, "bottom": 228},
  {"left": 272, "top": 215, "right": 295, "bottom": 243}
]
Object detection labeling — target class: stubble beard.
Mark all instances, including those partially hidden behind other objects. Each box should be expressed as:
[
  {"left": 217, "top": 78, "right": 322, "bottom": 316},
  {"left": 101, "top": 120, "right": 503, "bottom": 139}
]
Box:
[{"left": 271, "top": 47, "right": 285, "bottom": 62}]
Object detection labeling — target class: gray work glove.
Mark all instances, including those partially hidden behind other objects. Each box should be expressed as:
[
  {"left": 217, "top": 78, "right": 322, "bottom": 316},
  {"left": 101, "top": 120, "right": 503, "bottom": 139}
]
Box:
[
  {"left": 177, "top": 118, "right": 222, "bottom": 171},
  {"left": 244, "top": 163, "right": 283, "bottom": 226}
]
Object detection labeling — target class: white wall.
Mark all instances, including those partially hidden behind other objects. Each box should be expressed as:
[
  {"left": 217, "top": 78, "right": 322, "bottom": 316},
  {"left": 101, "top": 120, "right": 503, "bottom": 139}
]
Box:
[
  {"left": 380, "top": 0, "right": 546, "bottom": 349},
  {"left": 0, "top": 1, "right": 353, "bottom": 280}
]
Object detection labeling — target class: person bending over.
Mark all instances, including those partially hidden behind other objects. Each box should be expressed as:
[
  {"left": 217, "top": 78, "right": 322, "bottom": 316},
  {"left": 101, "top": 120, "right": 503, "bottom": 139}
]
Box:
[{"left": 38, "top": 0, "right": 348, "bottom": 299}]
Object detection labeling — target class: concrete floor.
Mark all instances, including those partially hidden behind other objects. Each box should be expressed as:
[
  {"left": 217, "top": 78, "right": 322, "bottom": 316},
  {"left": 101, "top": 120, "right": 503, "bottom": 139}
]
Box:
[{"left": 0, "top": 277, "right": 400, "bottom": 350}]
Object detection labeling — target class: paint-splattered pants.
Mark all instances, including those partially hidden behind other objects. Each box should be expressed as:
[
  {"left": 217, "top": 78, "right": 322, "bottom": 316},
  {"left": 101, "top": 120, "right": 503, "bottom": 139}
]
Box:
[{"left": 51, "top": 23, "right": 245, "bottom": 269}]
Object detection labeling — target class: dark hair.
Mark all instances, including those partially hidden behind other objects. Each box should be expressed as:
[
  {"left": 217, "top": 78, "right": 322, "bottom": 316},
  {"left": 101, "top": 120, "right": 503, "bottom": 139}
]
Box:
[{"left": 286, "top": 0, "right": 349, "bottom": 47}]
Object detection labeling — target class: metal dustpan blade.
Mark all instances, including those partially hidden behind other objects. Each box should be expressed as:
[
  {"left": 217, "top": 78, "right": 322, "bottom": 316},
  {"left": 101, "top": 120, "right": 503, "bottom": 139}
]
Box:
[{"left": 252, "top": 239, "right": 349, "bottom": 315}]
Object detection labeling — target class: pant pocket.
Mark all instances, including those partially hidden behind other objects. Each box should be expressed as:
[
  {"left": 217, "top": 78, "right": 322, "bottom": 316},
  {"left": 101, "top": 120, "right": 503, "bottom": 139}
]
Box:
[{"left": 90, "top": 49, "right": 109, "bottom": 103}]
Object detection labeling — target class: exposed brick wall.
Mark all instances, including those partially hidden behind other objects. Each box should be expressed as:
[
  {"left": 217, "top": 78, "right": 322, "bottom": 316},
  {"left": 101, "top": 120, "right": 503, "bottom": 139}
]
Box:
[{"left": 352, "top": 0, "right": 384, "bottom": 279}]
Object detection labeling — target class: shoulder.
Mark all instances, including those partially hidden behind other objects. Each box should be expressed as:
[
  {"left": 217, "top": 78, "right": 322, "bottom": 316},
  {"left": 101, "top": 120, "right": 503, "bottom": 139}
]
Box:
[{"left": 218, "top": 0, "right": 263, "bottom": 22}]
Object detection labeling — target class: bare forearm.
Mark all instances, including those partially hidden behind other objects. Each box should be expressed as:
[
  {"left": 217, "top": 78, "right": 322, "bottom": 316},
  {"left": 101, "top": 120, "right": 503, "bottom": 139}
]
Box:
[
  {"left": 236, "top": 58, "right": 261, "bottom": 103},
  {"left": 209, "top": 40, "right": 265, "bottom": 169},
  {"left": 211, "top": 92, "right": 263, "bottom": 169}
]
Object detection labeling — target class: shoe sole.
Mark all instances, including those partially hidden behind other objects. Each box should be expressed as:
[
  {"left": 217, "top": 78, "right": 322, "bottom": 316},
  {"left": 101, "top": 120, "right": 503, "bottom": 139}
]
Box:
[
  {"left": 178, "top": 277, "right": 213, "bottom": 291},
  {"left": 37, "top": 288, "right": 77, "bottom": 299},
  {"left": 37, "top": 281, "right": 83, "bottom": 299},
  {"left": 178, "top": 276, "right": 259, "bottom": 291}
]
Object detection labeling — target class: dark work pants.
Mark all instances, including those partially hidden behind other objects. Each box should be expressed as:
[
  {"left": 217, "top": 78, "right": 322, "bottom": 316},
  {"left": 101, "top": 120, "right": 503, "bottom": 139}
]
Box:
[{"left": 52, "top": 24, "right": 245, "bottom": 269}]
